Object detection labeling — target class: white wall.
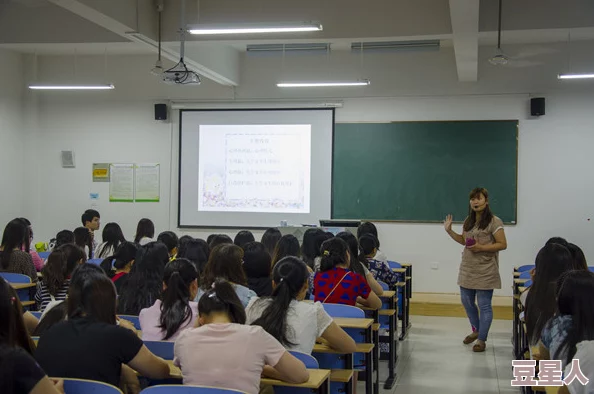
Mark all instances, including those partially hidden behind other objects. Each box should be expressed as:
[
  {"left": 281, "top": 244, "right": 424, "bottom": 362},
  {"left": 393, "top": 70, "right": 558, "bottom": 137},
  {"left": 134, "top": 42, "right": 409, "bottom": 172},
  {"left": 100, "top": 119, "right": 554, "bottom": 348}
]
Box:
[
  {"left": 0, "top": 49, "right": 25, "bottom": 226},
  {"left": 19, "top": 50, "right": 594, "bottom": 295}
]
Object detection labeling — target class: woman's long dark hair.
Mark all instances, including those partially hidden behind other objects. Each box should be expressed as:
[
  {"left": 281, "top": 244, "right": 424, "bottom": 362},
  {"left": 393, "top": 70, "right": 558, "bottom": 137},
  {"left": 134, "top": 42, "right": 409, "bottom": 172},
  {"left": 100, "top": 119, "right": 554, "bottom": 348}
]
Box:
[
  {"left": 100, "top": 242, "right": 138, "bottom": 278},
  {"left": 97, "top": 223, "right": 126, "bottom": 258},
  {"left": 261, "top": 228, "right": 282, "bottom": 256},
  {"left": 41, "top": 249, "right": 68, "bottom": 296},
  {"left": 301, "top": 228, "right": 325, "bottom": 269},
  {"left": 242, "top": 242, "right": 273, "bottom": 297},
  {"left": 463, "top": 188, "right": 494, "bottom": 232},
  {"left": 59, "top": 244, "right": 87, "bottom": 269},
  {"left": 0, "top": 280, "right": 35, "bottom": 354},
  {"left": 357, "top": 222, "right": 380, "bottom": 248},
  {"left": 272, "top": 234, "right": 301, "bottom": 267},
  {"left": 320, "top": 238, "right": 350, "bottom": 272},
  {"left": 178, "top": 239, "right": 209, "bottom": 275},
  {"left": 198, "top": 281, "right": 246, "bottom": 324},
  {"left": 32, "top": 301, "right": 68, "bottom": 336},
  {"left": 134, "top": 219, "right": 155, "bottom": 244},
  {"left": 117, "top": 242, "right": 169, "bottom": 315},
  {"left": 554, "top": 271, "right": 594, "bottom": 366},
  {"left": 68, "top": 264, "right": 117, "bottom": 324},
  {"left": 234, "top": 230, "right": 255, "bottom": 248},
  {"left": 567, "top": 243, "right": 588, "bottom": 271},
  {"left": 201, "top": 244, "right": 247, "bottom": 290},
  {"left": 0, "top": 219, "right": 27, "bottom": 269},
  {"left": 251, "top": 256, "right": 308, "bottom": 346},
  {"left": 159, "top": 259, "right": 198, "bottom": 340},
  {"left": 18, "top": 218, "right": 32, "bottom": 253},
  {"left": 157, "top": 231, "right": 179, "bottom": 256},
  {"left": 73, "top": 227, "right": 92, "bottom": 259},
  {"left": 525, "top": 243, "right": 574, "bottom": 344},
  {"left": 336, "top": 232, "right": 367, "bottom": 276}
]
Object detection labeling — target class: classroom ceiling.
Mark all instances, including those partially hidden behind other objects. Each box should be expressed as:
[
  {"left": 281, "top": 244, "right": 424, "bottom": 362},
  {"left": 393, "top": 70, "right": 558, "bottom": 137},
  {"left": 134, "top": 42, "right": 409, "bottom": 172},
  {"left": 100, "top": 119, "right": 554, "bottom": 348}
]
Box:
[{"left": 1, "top": 0, "right": 593, "bottom": 86}]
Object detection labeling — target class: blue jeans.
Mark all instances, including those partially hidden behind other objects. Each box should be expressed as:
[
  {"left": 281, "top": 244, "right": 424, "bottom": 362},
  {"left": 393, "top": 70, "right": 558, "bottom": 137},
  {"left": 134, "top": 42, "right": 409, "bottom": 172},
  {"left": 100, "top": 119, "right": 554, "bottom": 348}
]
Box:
[{"left": 460, "top": 286, "right": 494, "bottom": 342}]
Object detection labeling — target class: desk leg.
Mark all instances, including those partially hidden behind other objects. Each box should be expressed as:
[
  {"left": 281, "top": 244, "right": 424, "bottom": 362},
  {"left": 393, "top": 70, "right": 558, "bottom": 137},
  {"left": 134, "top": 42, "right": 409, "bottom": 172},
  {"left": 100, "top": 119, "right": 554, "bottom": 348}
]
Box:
[
  {"left": 513, "top": 295, "right": 519, "bottom": 359},
  {"left": 318, "top": 373, "right": 330, "bottom": 394},
  {"left": 365, "top": 325, "right": 373, "bottom": 394},
  {"left": 399, "top": 284, "right": 408, "bottom": 340},
  {"left": 346, "top": 354, "right": 354, "bottom": 394},
  {"left": 384, "top": 296, "right": 397, "bottom": 389}
]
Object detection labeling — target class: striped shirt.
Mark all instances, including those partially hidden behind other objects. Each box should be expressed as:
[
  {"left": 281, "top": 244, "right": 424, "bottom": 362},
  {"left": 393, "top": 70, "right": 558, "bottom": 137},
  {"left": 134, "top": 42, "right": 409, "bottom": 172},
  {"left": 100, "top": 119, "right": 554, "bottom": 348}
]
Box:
[{"left": 35, "top": 280, "right": 70, "bottom": 312}]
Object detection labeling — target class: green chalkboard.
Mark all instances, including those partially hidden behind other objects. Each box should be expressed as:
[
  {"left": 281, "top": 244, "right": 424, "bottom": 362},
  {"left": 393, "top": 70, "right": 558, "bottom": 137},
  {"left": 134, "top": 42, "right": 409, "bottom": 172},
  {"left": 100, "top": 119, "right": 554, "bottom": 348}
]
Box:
[{"left": 332, "top": 120, "right": 518, "bottom": 224}]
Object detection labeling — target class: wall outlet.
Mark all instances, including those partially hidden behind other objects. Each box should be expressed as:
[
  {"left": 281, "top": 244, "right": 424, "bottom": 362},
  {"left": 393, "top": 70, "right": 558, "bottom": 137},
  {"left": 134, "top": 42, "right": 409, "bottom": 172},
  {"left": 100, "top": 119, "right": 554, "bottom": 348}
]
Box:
[{"left": 430, "top": 262, "right": 439, "bottom": 270}]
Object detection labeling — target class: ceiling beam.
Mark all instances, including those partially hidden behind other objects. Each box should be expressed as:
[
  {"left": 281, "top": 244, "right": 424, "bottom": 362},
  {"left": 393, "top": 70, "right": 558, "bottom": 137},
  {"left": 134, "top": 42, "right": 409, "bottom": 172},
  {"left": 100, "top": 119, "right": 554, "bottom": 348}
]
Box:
[
  {"left": 46, "top": 0, "right": 239, "bottom": 86},
  {"left": 449, "top": 0, "right": 480, "bottom": 82}
]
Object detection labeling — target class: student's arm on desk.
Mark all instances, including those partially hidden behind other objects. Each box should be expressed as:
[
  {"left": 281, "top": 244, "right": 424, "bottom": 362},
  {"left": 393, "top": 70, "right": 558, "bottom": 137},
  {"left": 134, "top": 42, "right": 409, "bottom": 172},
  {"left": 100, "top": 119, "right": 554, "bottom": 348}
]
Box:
[
  {"left": 357, "top": 292, "right": 382, "bottom": 309},
  {"left": 321, "top": 322, "right": 357, "bottom": 354},
  {"left": 263, "top": 351, "right": 309, "bottom": 384},
  {"left": 365, "top": 272, "right": 384, "bottom": 296},
  {"left": 128, "top": 345, "right": 170, "bottom": 380},
  {"left": 121, "top": 365, "right": 141, "bottom": 394}
]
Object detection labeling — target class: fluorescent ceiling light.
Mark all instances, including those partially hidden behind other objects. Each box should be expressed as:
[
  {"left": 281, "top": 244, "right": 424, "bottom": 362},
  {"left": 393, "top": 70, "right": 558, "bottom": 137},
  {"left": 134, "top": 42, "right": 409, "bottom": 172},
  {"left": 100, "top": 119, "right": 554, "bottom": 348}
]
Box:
[
  {"left": 188, "top": 21, "right": 322, "bottom": 35},
  {"left": 28, "top": 84, "right": 115, "bottom": 90},
  {"left": 558, "top": 73, "right": 594, "bottom": 80},
  {"left": 277, "top": 80, "right": 370, "bottom": 88}
]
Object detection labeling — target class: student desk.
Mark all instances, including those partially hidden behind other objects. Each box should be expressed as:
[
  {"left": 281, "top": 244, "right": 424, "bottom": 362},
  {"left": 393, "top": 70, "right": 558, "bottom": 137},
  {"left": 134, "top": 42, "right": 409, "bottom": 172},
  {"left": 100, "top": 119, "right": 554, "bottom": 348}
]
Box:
[
  {"left": 10, "top": 282, "right": 36, "bottom": 310},
  {"left": 313, "top": 344, "right": 372, "bottom": 394}
]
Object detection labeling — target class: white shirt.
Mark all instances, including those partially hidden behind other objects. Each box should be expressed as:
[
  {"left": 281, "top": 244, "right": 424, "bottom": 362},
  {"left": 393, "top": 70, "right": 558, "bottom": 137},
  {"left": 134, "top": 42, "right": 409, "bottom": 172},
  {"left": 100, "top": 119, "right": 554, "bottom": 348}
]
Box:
[
  {"left": 374, "top": 249, "right": 388, "bottom": 264},
  {"left": 95, "top": 243, "right": 115, "bottom": 259},
  {"left": 566, "top": 340, "right": 594, "bottom": 394},
  {"left": 138, "top": 237, "right": 154, "bottom": 246},
  {"left": 246, "top": 297, "right": 333, "bottom": 354}
]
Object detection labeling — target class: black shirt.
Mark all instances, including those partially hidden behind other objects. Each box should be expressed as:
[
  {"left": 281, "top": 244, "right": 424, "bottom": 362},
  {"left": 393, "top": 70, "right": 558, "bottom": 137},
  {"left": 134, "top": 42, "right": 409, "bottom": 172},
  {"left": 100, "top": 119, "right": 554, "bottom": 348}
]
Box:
[
  {"left": 35, "top": 317, "right": 143, "bottom": 387},
  {"left": 0, "top": 345, "right": 46, "bottom": 394}
]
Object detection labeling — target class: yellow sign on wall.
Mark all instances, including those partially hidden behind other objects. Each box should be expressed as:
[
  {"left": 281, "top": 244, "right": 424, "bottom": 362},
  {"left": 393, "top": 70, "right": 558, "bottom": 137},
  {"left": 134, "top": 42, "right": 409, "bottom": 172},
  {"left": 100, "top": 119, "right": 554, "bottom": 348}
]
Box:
[{"left": 92, "top": 163, "right": 110, "bottom": 182}]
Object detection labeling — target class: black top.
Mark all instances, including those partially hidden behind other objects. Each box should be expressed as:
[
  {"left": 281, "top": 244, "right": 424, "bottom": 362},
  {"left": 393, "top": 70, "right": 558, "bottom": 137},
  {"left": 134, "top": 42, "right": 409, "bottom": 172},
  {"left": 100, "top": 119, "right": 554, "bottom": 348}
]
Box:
[
  {"left": 247, "top": 277, "right": 273, "bottom": 297},
  {"left": 35, "top": 317, "right": 143, "bottom": 387},
  {"left": 0, "top": 345, "right": 46, "bottom": 394}
]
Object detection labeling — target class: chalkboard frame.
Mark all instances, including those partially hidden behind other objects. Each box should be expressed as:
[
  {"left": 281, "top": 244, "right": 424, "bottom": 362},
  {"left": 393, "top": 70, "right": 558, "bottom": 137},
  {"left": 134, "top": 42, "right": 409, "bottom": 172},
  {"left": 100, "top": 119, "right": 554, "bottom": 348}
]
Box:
[{"left": 330, "top": 120, "right": 519, "bottom": 225}]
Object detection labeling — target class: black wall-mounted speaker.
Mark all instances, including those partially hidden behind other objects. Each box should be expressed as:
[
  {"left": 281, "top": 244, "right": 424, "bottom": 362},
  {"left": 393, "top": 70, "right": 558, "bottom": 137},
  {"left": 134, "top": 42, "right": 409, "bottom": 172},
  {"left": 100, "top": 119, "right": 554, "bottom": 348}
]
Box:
[
  {"left": 154, "top": 103, "right": 167, "bottom": 120},
  {"left": 530, "top": 97, "right": 545, "bottom": 116}
]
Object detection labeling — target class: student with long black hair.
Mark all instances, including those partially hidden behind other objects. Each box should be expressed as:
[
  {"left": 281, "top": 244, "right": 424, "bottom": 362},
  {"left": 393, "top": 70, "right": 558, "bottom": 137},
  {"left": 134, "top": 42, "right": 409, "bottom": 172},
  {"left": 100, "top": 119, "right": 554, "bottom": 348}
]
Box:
[
  {"left": 140, "top": 258, "right": 199, "bottom": 341},
  {"left": 95, "top": 222, "right": 126, "bottom": 259},
  {"left": 178, "top": 238, "right": 209, "bottom": 275},
  {"left": 73, "top": 227, "right": 92, "bottom": 259},
  {"left": 19, "top": 218, "right": 44, "bottom": 272},
  {"left": 568, "top": 243, "right": 588, "bottom": 270},
  {"left": 0, "top": 279, "right": 64, "bottom": 394},
  {"left": 357, "top": 222, "right": 389, "bottom": 263},
  {"left": 242, "top": 242, "right": 273, "bottom": 297},
  {"left": 539, "top": 270, "right": 594, "bottom": 372},
  {"left": 0, "top": 218, "right": 37, "bottom": 282},
  {"left": 271, "top": 234, "right": 300, "bottom": 267},
  {"left": 261, "top": 228, "right": 282, "bottom": 256},
  {"left": 234, "top": 230, "right": 256, "bottom": 248},
  {"left": 336, "top": 231, "right": 383, "bottom": 295},
  {"left": 174, "top": 281, "right": 309, "bottom": 394},
  {"left": 35, "top": 248, "right": 74, "bottom": 312},
  {"left": 117, "top": 242, "right": 169, "bottom": 315},
  {"left": 359, "top": 234, "right": 400, "bottom": 288},
  {"left": 301, "top": 228, "right": 324, "bottom": 269},
  {"left": 53, "top": 229, "right": 74, "bottom": 249},
  {"left": 314, "top": 238, "right": 382, "bottom": 309},
  {"left": 99, "top": 242, "right": 138, "bottom": 293},
  {"left": 247, "top": 256, "right": 356, "bottom": 354},
  {"left": 134, "top": 218, "right": 155, "bottom": 245},
  {"left": 208, "top": 234, "right": 233, "bottom": 249},
  {"left": 312, "top": 232, "right": 333, "bottom": 271}
]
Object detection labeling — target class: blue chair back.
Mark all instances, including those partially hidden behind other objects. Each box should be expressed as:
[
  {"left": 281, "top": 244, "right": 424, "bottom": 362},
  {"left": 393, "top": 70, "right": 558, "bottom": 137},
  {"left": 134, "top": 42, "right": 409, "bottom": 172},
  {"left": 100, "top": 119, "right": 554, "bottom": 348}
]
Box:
[
  {"left": 387, "top": 261, "right": 401, "bottom": 269},
  {"left": 141, "top": 385, "right": 245, "bottom": 394},
  {"left": 88, "top": 259, "right": 103, "bottom": 266},
  {"left": 144, "top": 341, "right": 175, "bottom": 360},
  {"left": 61, "top": 378, "right": 123, "bottom": 393},
  {"left": 118, "top": 315, "right": 141, "bottom": 330},
  {"left": 589, "top": 267, "right": 594, "bottom": 273},
  {"left": 289, "top": 350, "right": 319, "bottom": 368},
  {"left": 0, "top": 273, "right": 31, "bottom": 283},
  {"left": 377, "top": 280, "right": 390, "bottom": 291},
  {"left": 30, "top": 311, "right": 42, "bottom": 319},
  {"left": 38, "top": 252, "right": 50, "bottom": 260},
  {"left": 517, "top": 265, "right": 535, "bottom": 272},
  {"left": 322, "top": 303, "right": 364, "bottom": 318},
  {"left": 524, "top": 279, "right": 533, "bottom": 288},
  {"left": 519, "top": 271, "right": 531, "bottom": 279},
  {"left": 316, "top": 304, "right": 365, "bottom": 369}
]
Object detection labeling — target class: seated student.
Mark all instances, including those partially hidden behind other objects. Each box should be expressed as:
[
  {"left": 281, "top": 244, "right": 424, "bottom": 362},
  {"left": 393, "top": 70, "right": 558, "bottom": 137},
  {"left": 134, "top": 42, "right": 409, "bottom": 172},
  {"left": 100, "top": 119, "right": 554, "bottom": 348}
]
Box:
[
  {"left": 118, "top": 242, "right": 169, "bottom": 315},
  {"left": 95, "top": 222, "right": 126, "bottom": 259},
  {"left": 34, "top": 248, "right": 75, "bottom": 312},
  {"left": 208, "top": 234, "right": 233, "bottom": 249},
  {"left": 272, "top": 234, "right": 301, "bottom": 267},
  {"left": 568, "top": 243, "right": 588, "bottom": 270},
  {"left": 525, "top": 242, "right": 574, "bottom": 346},
  {"left": 312, "top": 232, "right": 333, "bottom": 272},
  {"left": 0, "top": 279, "right": 64, "bottom": 394},
  {"left": 60, "top": 244, "right": 87, "bottom": 266},
  {"left": 33, "top": 301, "right": 68, "bottom": 337},
  {"left": 196, "top": 244, "right": 257, "bottom": 308},
  {"left": 234, "top": 230, "right": 256, "bottom": 248},
  {"left": 73, "top": 227, "right": 92, "bottom": 260},
  {"left": 314, "top": 238, "right": 382, "bottom": 309},
  {"left": 359, "top": 234, "right": 400, "bottom": 288},
  {"left": 99, "top": 242, "right": 138, "bottom": 293},
  {"left": 261, "top": 228, "right": 282, "bottom": 257},
  {"left": 0, "top": 218, "right": 38, "bottom": 282},
  {"left": 247, "top": 256, "right": 356, "bottom": 354},
  {"left": 35, "top": 264, "right": 170, "bottom": 390},
  {"left": 178, "top": 238, "right": 209, "bottom": 275},
  {"left": 357, "top": 222, "right": 389, "bottom": 263},
  {"left": 157, "top": 231, "right": 179, "bottom": 261},
  {"left": 539, "top": 270, "right": 594, "bottom": 370},
  {"left": 174, "top": 281, "right": 309, "bottom": 394},
  {"left": 301, "top": 228, "right": 324, "bottom": 269},
  {"left": 19, "top": 218, "right": 44, "bottom": 272},
  {"left": 134, "top": 218, "right": 155, "bottom": 246},
  {"left": 140, "top": 258, "right": 199, "bottom": 341},
  {"left": 81, "top": 209, "right": 100, "bottom": 253},
  {"left": 242, "top": 242, "right": 273, "bottom": 297},
  {"left": 336, "top": 232, "right": 383, "bottom": 296},
  {"left": 51, "top": 229, "right": 74, "bottom": 250},
  {"left": 178, "top": 235, "right": 194, "bottom": 250}
]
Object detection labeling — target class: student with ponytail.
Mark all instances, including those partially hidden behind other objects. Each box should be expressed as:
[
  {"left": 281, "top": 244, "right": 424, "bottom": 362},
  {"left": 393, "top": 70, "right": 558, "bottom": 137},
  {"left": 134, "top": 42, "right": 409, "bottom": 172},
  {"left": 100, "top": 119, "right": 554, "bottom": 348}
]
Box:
[
  {"left": 247, "top": 256, "right": 356, "bottom": 354},
  {"left": 99, "top": 242, "right": 138, "bottom": 293},
  {"left": 140, "top": 258, "right": 199, "bottom": 341},
  {"left": 314, "top": 238, "right": 382, "bottom": 309},
  {"left": 174, "top": 281, "right": 309, "bottom": 394},
  {"left": 336, "top": 231, "right": 384, "bottom": 296}
]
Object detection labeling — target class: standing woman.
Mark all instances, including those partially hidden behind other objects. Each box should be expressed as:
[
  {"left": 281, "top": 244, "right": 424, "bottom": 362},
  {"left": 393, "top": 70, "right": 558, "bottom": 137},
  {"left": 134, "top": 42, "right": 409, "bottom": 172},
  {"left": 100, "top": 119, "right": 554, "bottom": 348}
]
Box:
[{"left": 444, "top": 187, "right": 507, "bottom": 352}]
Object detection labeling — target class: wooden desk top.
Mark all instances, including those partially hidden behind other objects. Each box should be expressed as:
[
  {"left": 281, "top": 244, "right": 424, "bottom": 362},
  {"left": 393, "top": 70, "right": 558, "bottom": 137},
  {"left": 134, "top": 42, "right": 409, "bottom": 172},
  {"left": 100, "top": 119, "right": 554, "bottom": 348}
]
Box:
[
  {"left": 518, "top": 287, "right": 526, "bottom": 293},
  {"left": 392, "top": 268, "right": 406, "bottom": 273},
  {"left": 400, "top": 263, "right": 412, "bottom": 267},
  {"left": 514, "top": 278, "right": 528, "bottom": 284},
  {"left": 379, "top": 309, "right": 396, "bottom": 316},
  {"left": 313, "top": 343, "right": 374, "bottom": 354},
  {"left": 513, "top": 272, "right": 521, "bottom": 277},
  {"left": 395, "top": 282, "right": 406, "bottom": 287},
  {"left": 11, "top": 282, "right": 36, "bottom": 290},
  {"left": 379, "top": 290, "right": 396, "bottom": 298},
  {"left": 333, "top": 317, "right": 373, "bottom": 329}
]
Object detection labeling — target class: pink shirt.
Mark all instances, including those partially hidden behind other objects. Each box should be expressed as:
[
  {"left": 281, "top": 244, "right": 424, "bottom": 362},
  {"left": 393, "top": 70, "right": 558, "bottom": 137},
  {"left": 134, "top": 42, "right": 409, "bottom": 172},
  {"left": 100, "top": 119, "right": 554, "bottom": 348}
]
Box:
[
  {"left": 174, "top": 323, "right": 286, "bottom": 394},
  {"left": 30, "top": 251, "right": 44, "bottom": 272},
  {"left": 139, "top": 300, "right": 198, "bottom": 341}
]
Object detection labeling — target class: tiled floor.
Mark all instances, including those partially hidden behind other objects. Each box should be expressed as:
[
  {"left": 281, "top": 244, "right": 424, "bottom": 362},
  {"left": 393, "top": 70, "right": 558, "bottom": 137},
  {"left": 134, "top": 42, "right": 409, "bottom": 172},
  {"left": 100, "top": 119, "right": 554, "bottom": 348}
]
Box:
[{"left": 370, "top": 316, "right": 517, "bottom": 394}]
